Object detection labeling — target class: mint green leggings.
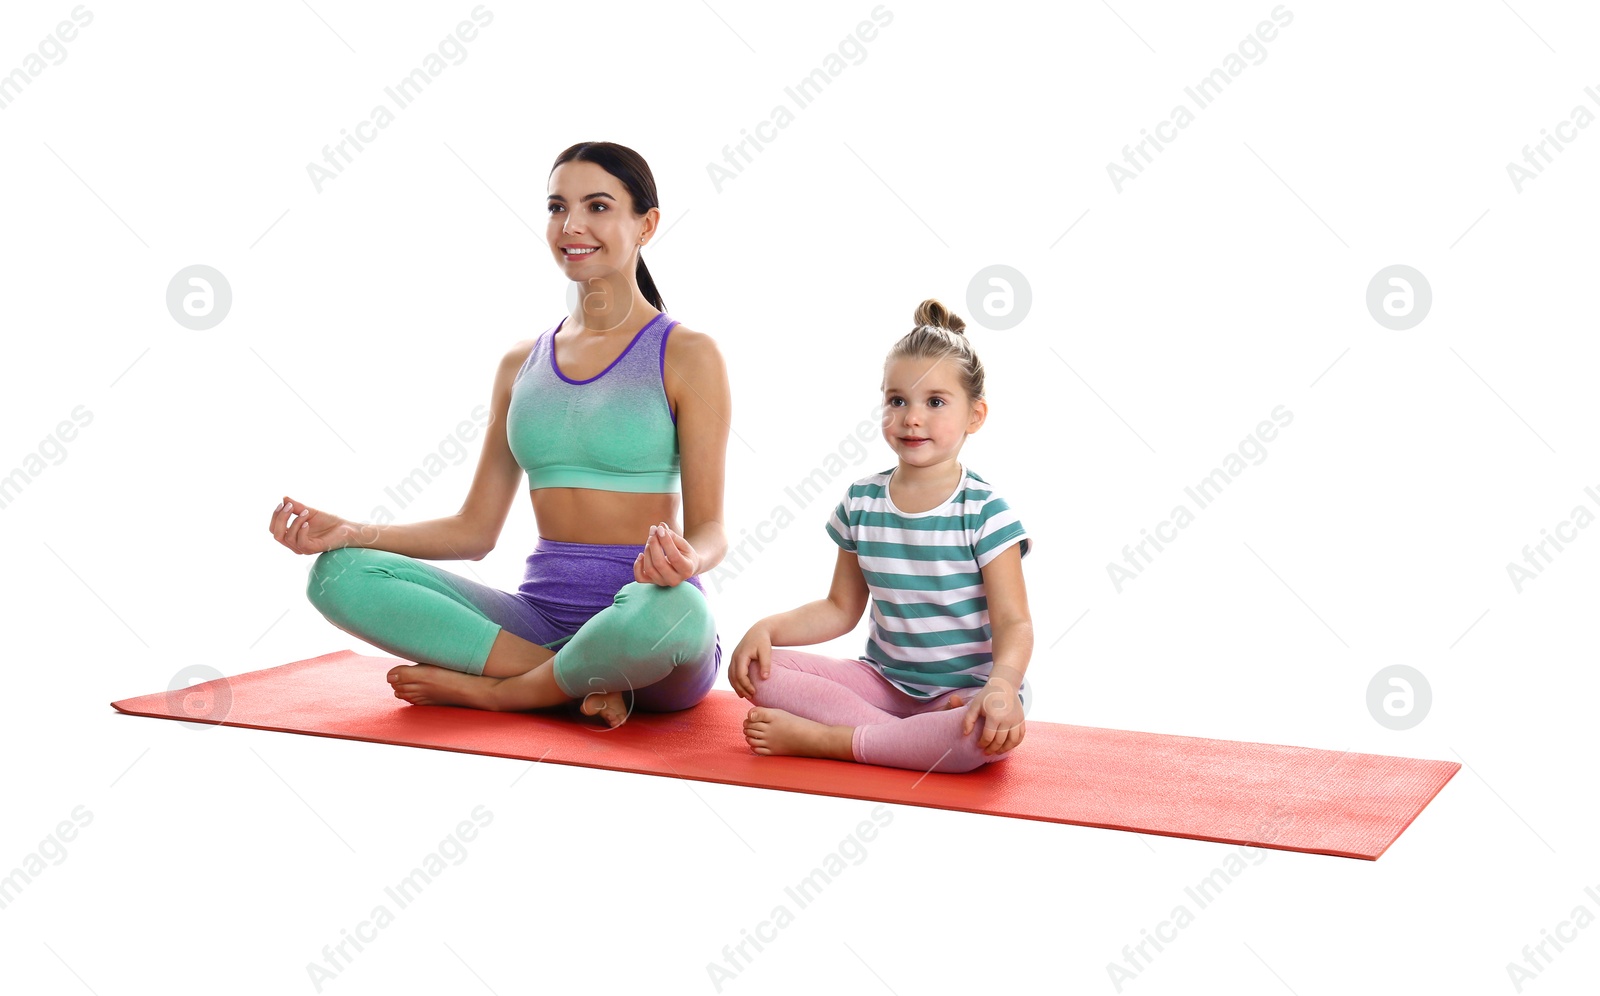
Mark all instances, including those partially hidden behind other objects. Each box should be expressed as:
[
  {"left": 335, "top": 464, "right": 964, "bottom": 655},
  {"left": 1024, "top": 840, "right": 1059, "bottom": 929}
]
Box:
[{"left": 304, "top": 539, "right": 720, "bottom": 712}]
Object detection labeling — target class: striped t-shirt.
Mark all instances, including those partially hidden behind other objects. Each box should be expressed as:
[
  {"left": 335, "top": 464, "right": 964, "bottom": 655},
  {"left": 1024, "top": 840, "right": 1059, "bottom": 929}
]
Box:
[{"left": 824, "top": 464, "right": 1032, "bottom": 699}]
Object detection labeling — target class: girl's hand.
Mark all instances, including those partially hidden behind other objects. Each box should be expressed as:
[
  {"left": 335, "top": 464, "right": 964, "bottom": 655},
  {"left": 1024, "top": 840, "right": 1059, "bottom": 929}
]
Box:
[
  {"left": 270, "top": 496, "right": 359, "bottom": 555},
  {"left": 729, "top": 626, "right": 773, "bottom": 700},
  {"left": 634, "top": 521, "right": 698, "bottom": 587},
  {"left": 962, "top": 680, "right": 1026, "bottom": 755}
]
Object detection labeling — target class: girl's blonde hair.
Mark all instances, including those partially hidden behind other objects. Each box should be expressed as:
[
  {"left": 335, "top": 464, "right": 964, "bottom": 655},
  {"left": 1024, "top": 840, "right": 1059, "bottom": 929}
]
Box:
[{"left": 884, "top": 298, "right": 985, "bottom": 401}]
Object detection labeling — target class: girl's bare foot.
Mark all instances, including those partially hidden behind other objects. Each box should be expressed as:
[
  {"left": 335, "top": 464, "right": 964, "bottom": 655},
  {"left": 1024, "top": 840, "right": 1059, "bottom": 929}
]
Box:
[
  {"left": 743, "top": 707, "right": 853, "bottom": 760},
  {"left": 387, "top": 664, "right": 500, "bottom": 708},
  {"left": 578, "top": 690, "right": 629, "bottom": 728}
]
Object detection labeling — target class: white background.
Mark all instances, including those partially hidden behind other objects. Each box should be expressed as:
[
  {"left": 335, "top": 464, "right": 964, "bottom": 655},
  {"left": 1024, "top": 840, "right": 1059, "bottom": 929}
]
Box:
[{"left": 2, "top": 1, "right": 1597, "bottom": 993}]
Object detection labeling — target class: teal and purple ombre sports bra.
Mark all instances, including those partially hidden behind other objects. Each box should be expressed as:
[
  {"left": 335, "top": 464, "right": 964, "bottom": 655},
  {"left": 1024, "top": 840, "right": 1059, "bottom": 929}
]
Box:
[{"left": 507, "top": 312, "right": 682, "bottom": 493}]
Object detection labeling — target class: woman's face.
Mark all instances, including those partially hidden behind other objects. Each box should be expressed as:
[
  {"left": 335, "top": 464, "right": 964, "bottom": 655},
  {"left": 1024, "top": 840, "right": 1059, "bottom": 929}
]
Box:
[{"left": 546, "top": 160, "right": 655, "bottom": 281}]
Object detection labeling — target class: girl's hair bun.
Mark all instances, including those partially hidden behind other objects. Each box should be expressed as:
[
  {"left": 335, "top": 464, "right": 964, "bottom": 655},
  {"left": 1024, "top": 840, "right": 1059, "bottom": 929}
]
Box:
[
  {"left": 889, "top": 298, "right": 985, "bottom": 400},
  {"left": 913, "top": 298, "right": 967, "bottom": 336}
]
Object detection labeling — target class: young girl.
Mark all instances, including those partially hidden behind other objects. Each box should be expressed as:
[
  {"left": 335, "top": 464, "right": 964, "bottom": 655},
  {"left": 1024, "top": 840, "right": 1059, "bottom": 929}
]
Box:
[{"left": 729, "top": 299, "right": 1033, "bottom": 773}]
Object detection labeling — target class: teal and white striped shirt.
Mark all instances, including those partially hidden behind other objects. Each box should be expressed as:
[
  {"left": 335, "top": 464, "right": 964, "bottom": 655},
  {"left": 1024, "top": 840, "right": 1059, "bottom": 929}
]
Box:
[{"left": 824, "top": 465, "right": 1031, "bottom": 699}]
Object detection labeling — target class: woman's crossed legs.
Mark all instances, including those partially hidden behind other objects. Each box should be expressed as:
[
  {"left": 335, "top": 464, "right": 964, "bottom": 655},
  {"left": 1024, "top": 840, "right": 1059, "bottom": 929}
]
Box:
[{"left": 304, "top": 545, "right": 719, "bottom": 726}]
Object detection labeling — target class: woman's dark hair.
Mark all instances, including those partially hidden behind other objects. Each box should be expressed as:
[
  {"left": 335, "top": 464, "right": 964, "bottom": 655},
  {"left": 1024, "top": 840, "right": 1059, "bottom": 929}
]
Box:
[{"left": 550, "top": 141, "right": 665, "bottom": 312}]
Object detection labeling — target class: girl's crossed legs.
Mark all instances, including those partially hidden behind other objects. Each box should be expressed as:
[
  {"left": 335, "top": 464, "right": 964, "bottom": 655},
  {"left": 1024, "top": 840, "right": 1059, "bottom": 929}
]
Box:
[{"left": 744, "top": 649, "right": 1029, "bottom": 773}]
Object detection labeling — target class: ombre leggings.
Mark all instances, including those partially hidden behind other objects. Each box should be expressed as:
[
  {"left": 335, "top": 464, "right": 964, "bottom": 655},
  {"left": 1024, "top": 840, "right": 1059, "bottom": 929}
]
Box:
[{"left": 304, "top": 538, "right": 721, "bottom": 712}]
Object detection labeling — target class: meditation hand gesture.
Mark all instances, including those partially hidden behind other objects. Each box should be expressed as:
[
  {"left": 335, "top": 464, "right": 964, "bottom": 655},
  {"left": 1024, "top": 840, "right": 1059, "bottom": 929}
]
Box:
[
  {"left": 963, "top": 676, "right": 1026, "bottom": 755},
  {"left": 634, "top": 521, "right": 698, "bottom": 587},
  {"left": 727, "top": 625, "right": 772, "bottom": 699},
  {"left": 270, "top": 496, "right": 359, "bottom": 555}
]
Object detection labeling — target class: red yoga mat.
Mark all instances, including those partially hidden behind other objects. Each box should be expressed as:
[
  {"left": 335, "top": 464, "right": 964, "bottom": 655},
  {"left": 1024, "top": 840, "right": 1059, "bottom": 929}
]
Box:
[{"left": 111, "top": 650, "right": 1458, "bottom": 860}]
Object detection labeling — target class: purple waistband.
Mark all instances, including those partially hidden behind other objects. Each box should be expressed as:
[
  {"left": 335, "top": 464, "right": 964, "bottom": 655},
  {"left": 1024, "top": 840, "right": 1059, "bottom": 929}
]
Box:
[
  {"left": 524, "top": 535, "right": 704, "bottom": 591},
  {"left": 530, "top": 536, "right": 645, "bottom": 556}
]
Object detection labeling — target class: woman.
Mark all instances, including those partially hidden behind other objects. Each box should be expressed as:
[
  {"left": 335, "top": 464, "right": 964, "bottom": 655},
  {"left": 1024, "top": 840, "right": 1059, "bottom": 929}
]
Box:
[{"left": 269, "top": 141, "right": 730, "bottom": 728}]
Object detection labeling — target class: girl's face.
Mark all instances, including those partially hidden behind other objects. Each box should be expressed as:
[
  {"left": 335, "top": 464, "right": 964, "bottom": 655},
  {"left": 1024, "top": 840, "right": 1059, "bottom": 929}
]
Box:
[
  {"left": 546, "top": 160, "right": 656, "bottom": 280},
  {"left": 881, "top": 354, "right": 986, "bottom": 470}
]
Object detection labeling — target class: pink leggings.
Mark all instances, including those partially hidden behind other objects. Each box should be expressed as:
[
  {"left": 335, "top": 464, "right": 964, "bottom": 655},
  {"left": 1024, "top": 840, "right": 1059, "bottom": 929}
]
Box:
[{"left": 747, "top": 649, "right": 1028, "bottom": 773}]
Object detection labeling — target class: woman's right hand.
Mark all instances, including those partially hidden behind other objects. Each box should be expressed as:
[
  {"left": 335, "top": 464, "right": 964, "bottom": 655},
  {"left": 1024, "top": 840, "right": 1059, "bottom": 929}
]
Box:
[
  {"left": 270, "top": 496, "right": 360, "bottom": 555},
  {"left": 729, "top": 625, "right": 773, "bottom": 700}
]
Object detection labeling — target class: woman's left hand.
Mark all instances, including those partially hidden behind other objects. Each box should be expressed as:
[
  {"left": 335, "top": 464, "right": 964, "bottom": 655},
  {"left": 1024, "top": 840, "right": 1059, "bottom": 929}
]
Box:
[{"left": 635, "top": 521, "right": 699, "bottom": 587}]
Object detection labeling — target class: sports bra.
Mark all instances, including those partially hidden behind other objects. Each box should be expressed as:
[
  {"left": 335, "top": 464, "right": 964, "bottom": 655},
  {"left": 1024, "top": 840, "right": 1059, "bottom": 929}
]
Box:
[{"left": 506, "top": 312, "right": 682, "bottom": 493}]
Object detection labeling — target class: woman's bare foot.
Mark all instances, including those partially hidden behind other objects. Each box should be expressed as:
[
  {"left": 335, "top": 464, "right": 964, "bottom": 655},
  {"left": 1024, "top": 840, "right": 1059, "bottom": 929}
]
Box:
[
  {"left": 578, "top": 690, "right": 629, "bottom": 728},
  {"left": 743, "top": 707, "right": 854, "bottom": 761},
  {"left": 387, "top": 664, "right": 501, "bottom": 708}
]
